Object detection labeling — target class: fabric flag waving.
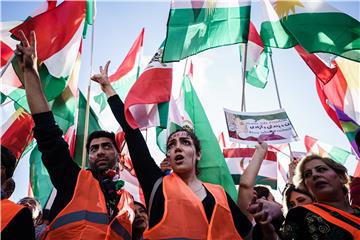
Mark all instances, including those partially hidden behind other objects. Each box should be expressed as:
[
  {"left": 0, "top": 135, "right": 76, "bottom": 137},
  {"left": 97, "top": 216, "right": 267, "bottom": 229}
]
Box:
[
  {"left": 178, "top": 65, "right": 238, "bottom": 201},
  {"left": 2, "top": 0, "right": 86, "bottom": 111},
  {"left": 1, "top": 107, "right": 34, "bottom": 161},
  {"left": 305, "top": 135, "right": 360, "bottom": 177},
  {"left": 260, "top": 0, "right": 360, "bottom": 62},
  {"left": 94, "top": 28, "right": 144, "bottom": 112},
  {"left": 163, "top": 0, "right": 251, "bottom": 62},
  {"left": 223, "top": 147, "right": 277, "bottom": 189},
  {"left": 124, "top": 42, "right": 173, "bottom": 129},
  {"left": 240, "top": 21, "right": 269, "bottom": 88},
  {"left": 315, "top": 57, "right": 360, "bottom": 158}
]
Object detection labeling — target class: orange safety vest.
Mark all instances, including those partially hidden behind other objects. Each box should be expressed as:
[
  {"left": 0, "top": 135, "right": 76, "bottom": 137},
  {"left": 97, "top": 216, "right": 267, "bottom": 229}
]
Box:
[
  {"left": 144, "top": 173, "right": 243, "bottom": 240},
  {"left": 302, "top": 203, "right": 360, "bottom": 240},
  {"left": 42, "top": 170, "right": 134, "bottom": 240},
  {"left": 1, "top": 199, "right": 26, "bottom": 232}
]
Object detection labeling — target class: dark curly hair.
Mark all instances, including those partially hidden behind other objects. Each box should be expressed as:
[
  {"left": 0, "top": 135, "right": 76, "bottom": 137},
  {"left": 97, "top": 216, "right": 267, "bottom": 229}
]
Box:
[
  {"left": 86, "top": 130, "right": 120, "bottom": 153},
  {"left": 1, "top": 145, "right": 16, "bottom": 180}
]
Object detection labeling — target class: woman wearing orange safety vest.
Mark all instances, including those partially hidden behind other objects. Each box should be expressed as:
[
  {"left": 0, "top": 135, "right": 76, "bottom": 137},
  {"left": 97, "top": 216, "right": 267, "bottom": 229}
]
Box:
[
  {"left": 92, "top": 61, "right": 253, "bottom": 239},
  {"left": 253, "top": 155, "right": 360, "bottom": 240}
]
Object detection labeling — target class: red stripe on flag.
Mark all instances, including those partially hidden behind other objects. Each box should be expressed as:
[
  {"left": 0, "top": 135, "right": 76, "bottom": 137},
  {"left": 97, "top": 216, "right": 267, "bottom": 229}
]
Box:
[
  {"left": 109, "top": 28, "right": 144, "bottom": 82},
  {"left": 316, "top": 79, "right": 342, "bottom": 129},
  {"left": 1, "top": 41, "right": 13, "bottom": 67},
  {"left": 248, "top": 21, "right": 263, "bottom": 47},
  {"left": 124, "top": 67, "right": 172, "bottom": 129},
  {"left": 1, "top": 109, "right": 34, "bottom": 160},
  {"left": 304, "top": 135, "right": 318, "bottom": 152},
  {"left": 223, "top": 148, "right": 277, "bottom": 161},
  {"left": 295, "top": 45, "right": 337, "bottom": 84},
  {"left": 10, "top": 1, "right": 86, "bottom": 61},
  {"left": 278, "top": 161, "right": 288, "bottom": 183}
]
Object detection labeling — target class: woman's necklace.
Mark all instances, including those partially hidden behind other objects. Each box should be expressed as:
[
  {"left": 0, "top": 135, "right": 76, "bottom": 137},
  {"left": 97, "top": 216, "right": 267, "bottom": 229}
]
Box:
[{"left": 193, "top": 185, "right": 204, "bottom": 193}]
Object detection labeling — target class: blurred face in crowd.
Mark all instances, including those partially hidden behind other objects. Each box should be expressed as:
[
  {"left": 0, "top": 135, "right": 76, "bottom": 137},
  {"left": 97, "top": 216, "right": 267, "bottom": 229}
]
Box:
[
  {"left": 166, "top": 131, "right": 201, "bottom": 176},
  {"left": 288, "top": 191, "right": 313, "bottom": 209},
  {"left": 133, "top": 203, "right": 148, "bottom": 234},
  {"left": 303, "top": 159, "right": 345, "bottom": 201},
  {"left": 88, "top": 137, "right": 119, "bottom": 173}
]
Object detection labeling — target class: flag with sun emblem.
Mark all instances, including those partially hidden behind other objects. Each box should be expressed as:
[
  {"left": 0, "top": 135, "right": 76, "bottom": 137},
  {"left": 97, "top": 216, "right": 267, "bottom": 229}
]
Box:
[{"left": 260, "top": 0, "right": 360, "bottom": 62}]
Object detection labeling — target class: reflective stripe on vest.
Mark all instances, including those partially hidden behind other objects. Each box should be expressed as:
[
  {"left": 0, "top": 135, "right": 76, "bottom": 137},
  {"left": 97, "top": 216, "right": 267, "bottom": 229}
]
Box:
[
  {"left": 110, "top": 220, "right": 131, "bottom": 240},
  {"left": 50, "top": 210, "right": 109, "bottom": 231}
]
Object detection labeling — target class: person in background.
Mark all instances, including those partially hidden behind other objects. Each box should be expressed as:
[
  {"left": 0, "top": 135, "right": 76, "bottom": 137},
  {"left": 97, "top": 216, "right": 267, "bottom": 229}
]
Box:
[
  {"left": 132, "top": 201, "right": 149, "bottom": 240},
  {"left": 1, "top": 145, "right": 35, "bottom": 240},
  {"left": 282, "top": 183, "right": 313, "bottom": 214},
  {"left": 251, "top": 155, "right": 360, "bottom": 240}
]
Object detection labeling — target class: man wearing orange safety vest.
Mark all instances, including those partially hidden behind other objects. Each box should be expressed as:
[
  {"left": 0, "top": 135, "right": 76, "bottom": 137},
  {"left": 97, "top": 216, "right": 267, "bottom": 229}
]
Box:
[
  {"left": 1, "top": 146, "right": 35, "bottom": 240},
  {"left": 14, "top": 29, "right": 134, "bottom": 239}
]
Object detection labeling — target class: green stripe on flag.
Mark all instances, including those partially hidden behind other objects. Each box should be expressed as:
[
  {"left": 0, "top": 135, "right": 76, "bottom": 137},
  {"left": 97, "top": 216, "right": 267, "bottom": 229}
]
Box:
[
  {"left": 182, "top": 76, "right": 238, "bottom": 202},
  {"left": 163, "top": 6, "right": 250, "bottom": 62}
]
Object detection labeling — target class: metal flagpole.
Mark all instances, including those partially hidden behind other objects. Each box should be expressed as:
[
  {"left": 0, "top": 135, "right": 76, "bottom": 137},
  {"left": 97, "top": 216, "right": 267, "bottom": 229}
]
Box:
[
  {"left": 241, "top": 43, "right": 248, "bottom": 112},
  {"left": 81, "top": 21, "right": 96, "bottom": 169},
  {"left": 269, "top": 51, "right": 294, "bottom": 162}
]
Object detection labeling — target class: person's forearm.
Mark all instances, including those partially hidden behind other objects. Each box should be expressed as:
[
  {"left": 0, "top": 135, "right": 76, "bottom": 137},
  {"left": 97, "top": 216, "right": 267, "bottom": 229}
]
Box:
[
  {"left": 102, "top": 83, "right": 116, "bottom": 98},
  {"left": 24, "top": 68, "right": 50, "bottom": 114}
]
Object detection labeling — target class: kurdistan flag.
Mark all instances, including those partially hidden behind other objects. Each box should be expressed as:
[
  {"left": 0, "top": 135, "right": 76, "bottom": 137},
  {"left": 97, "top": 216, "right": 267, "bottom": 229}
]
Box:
[
  {"left": 260, "top": 0, "right": 360, "bottom": 62},
  {"left": 223, "top": 147, "right": 277, "bottom": 189},
  {"left": 163, "top": 0, "right": 251, "bottom": 62},
  {"left": 1, "top": 0, "right": 86, "bottom": 111}
]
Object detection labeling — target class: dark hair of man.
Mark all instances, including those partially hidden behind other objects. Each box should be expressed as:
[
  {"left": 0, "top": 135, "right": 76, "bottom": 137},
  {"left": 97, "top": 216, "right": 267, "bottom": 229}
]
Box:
[
  {"left": 166, "top": 128, "right": 201, "bottom": 175},
  {"left": 86, "top": 130, "right": 120, "bottom": 153},
  {"left": 254, "top": 185, "right": 270, "bottom": 199},
  {"left": 1, "top": 145, "right": 16, "bottom": 179}
]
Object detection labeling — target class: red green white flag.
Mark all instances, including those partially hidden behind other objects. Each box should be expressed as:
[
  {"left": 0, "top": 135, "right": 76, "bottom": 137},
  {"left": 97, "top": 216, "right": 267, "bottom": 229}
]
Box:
[
  {"left": 124, "top": 42, "right": 173, "bottom": 129},
  {"left": 223, "top": 147, "right": 277, "bottom": 189},
  {"left": 94, "top": 28, "right": 144, "bottom": 112},
  {"left": 260, "top": 0, "right": 360, "bottom": 62},
  {"left": 1, "top": 1, "right": 86, "bottom": 111},
  {"left": 163, "top": 0, "right": 251, "bottom": 62},
  {"left": 305, "top": 135, "right": 360, "bottom": 177}
]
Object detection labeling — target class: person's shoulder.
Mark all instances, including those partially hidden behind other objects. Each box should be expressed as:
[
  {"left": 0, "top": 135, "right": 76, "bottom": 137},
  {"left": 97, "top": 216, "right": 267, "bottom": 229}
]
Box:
[{"left": 286, "top": 205, "right": 312, "bottom": 220}]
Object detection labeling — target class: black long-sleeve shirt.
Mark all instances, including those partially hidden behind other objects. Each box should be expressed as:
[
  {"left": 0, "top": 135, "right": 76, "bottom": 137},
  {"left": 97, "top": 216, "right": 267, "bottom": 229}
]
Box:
[
  {"left": 108, "top": 95, "right": 252, "bottom": 238},
  {"left": 33, "top": 112, "right": 80, "bottom": 222}
]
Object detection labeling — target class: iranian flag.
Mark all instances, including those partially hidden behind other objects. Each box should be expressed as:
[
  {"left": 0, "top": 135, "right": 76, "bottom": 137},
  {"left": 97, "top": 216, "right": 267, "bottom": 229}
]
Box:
[
  {"left": 240, "top": 21, "right": 270, "bottom": 88},
  {"left": 223, "top": 147, "right": 277, "bottom": 189},
  {"left": 260, "top": 0, "right": 360, "bottom": 62},
  {"left": 305, "top": 135, "right": 360, "bottom": 177},
  {"left": 94, "top": 28, "right": 144, "bottom": 112},
  {"left": 1, "top": 0, "right": 86, "bottom": 111},
  {"left": 124, "top": 42, "right": 173, "bottom": 129},
  {"left": 163, "top": 0, "right": 251, "bottom": 62}
]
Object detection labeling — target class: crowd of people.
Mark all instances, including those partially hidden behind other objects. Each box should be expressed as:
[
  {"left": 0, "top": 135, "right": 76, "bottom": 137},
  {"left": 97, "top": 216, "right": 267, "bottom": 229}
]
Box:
[{"left": 1, "top": 30, "right": 360, "bottom": 240}]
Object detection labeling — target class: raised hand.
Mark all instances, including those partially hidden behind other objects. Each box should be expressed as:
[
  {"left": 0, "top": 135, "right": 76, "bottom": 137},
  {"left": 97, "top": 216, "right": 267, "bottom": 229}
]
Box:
[
  {"left": 14, "top": 30, "right": 38, "bottom": 73},
  {"left": 255, "top": 141, "right": 268, "bottom": 156},
  {"left": 91, "top": 61, "right": 116, "bottom": 97}
]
